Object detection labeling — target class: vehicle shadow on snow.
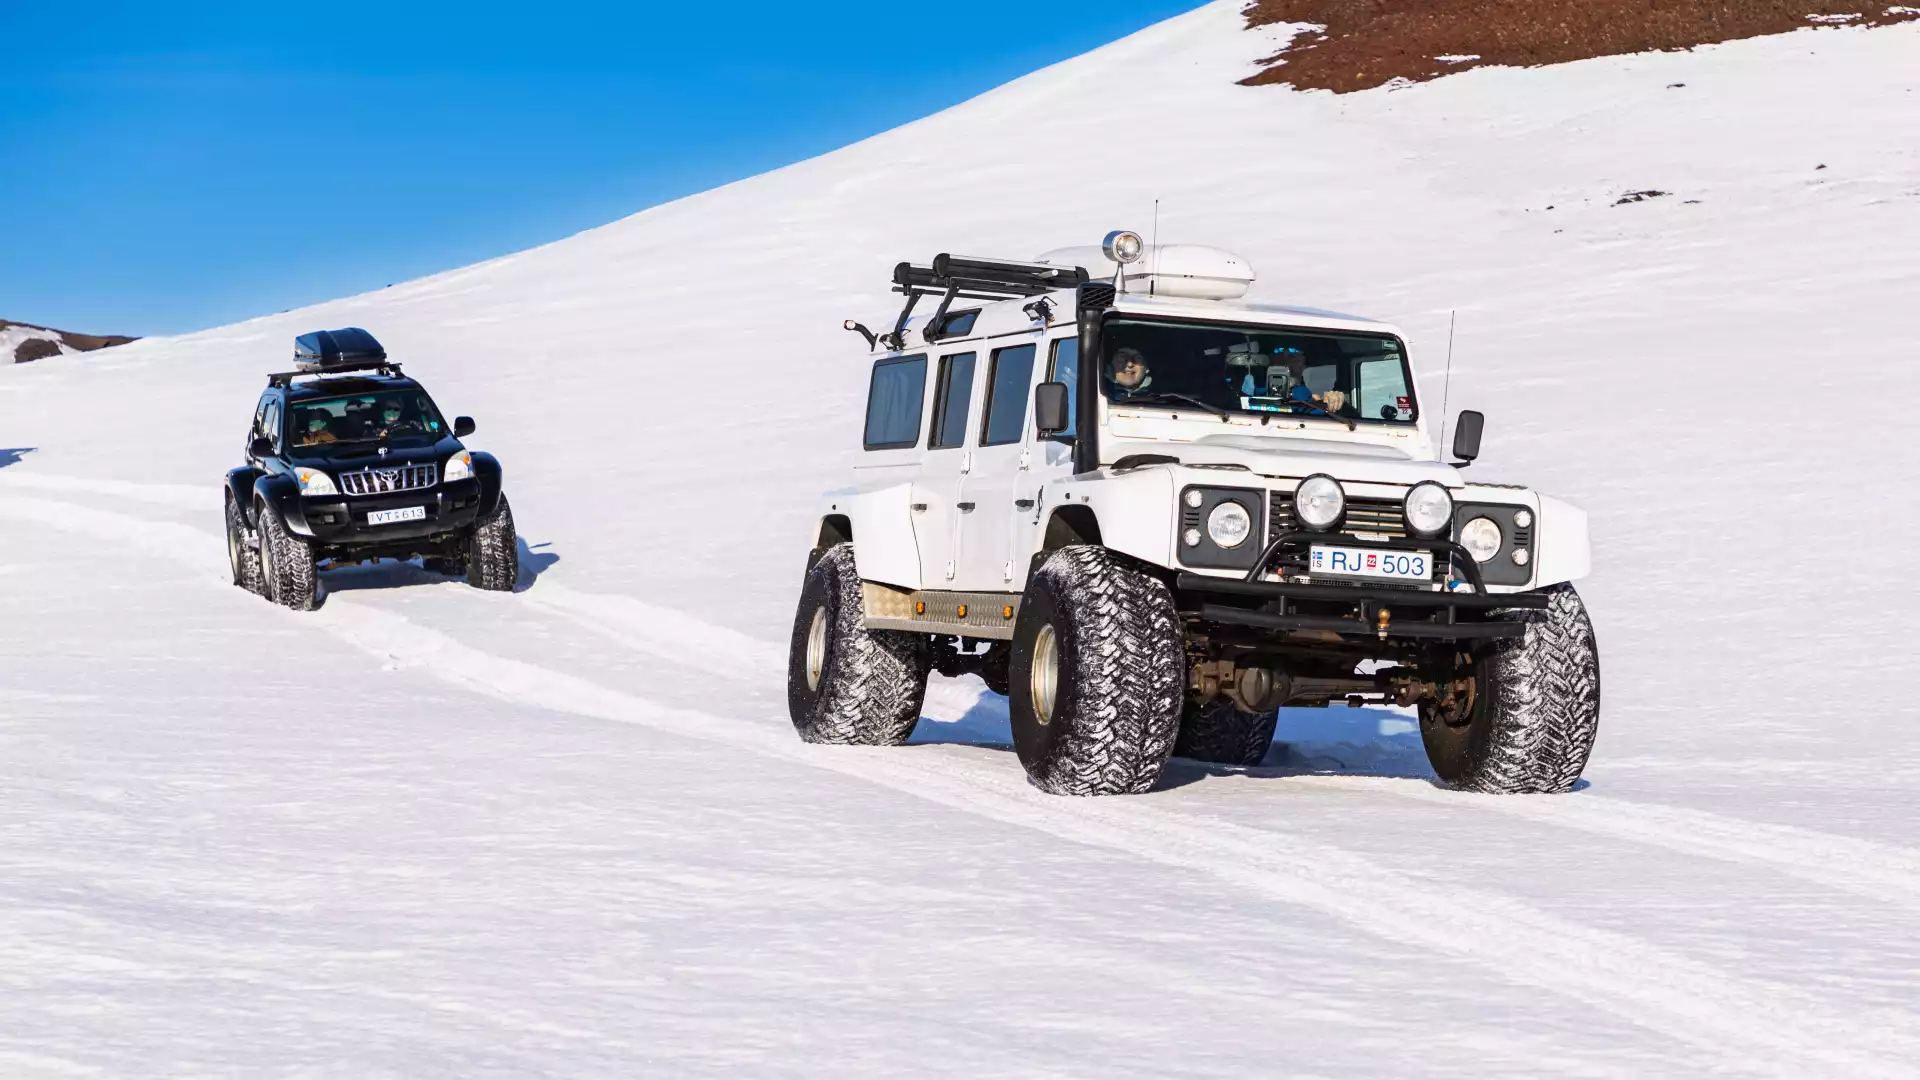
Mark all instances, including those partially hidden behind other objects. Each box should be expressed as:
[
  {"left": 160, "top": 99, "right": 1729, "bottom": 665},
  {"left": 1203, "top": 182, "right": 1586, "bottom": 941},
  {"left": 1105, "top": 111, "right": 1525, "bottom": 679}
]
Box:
[
  {"left": 0, "top": 447, "right": 36, "bottom": 469},
  {"left": 318, "top": 537, "right": 560, "bottom": 597},
  {"left": 911, "top": 681, "right": 1474, "bottom": 791}
]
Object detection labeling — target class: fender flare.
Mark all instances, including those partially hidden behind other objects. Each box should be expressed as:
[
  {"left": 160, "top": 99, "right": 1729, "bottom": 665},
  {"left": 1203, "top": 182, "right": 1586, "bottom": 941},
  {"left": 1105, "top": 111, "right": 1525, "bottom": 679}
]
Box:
[
  {"left": 225, "top": 467, "right": 264, "bottom": 528},
  {"left": 252, "top": 472, "right": 308, "bottom": 536},
  {"left": 470, "top": 451, "right": 504, "bottom": 516}
]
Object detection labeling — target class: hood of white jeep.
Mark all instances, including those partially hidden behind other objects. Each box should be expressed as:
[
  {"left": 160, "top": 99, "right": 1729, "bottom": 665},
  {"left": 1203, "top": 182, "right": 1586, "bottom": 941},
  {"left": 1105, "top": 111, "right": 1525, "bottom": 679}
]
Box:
[{"left": 1111, "top": 433, "right": 1463, "bottom": 487}]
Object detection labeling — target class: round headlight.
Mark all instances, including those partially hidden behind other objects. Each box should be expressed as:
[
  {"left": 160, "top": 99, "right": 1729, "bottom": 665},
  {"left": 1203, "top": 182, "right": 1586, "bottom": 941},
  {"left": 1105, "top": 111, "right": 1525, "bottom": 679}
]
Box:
[
  {"left": 1294, "top": 475, "right": 1345, "bottom": 531},
  {"left": 1207, "top": 501, "right": 1252, "bottom": 548},
  {"left": 1103, "top": 229, "right": 1145, "bottom": 265},
  {"left": 1403, "top": 482, "right": 1453, "bottom": 538},
  {"left": 1183, "top": 489, "right": 1203, "bottom": 509},
  {"left": 1460, "top": 517, "right": 1502, "bottom": 563},
  {"left": 1182, "top": 527, "right": 1202, "bottom": 548}
]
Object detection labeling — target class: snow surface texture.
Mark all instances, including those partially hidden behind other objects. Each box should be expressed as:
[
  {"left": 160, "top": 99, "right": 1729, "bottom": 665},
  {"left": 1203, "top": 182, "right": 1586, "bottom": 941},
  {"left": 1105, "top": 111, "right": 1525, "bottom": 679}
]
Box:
[{"left": 3, "top": 4, "right": 1919, "bottom": 1075}]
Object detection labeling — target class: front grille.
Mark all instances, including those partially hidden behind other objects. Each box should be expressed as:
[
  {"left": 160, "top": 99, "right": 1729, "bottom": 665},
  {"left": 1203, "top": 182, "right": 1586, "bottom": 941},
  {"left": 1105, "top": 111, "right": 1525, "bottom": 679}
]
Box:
[
  {"left": 1269, "top": 493, "right": 1408, "bottom": 540},
  {"left": 339, "top": 463, "right": 438, "bottom": 496},
  {"left": 1268, "top": 489, "right": 1446, "bottom": 589}
]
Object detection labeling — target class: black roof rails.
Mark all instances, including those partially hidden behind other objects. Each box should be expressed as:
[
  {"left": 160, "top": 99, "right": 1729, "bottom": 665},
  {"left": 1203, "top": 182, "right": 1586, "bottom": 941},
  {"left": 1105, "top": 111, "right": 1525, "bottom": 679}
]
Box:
[
  {"left": 269, "top": 327, "right": 402, "bottom": 385},
  {"left": 882, "top": 254, "right": 1087, "bottom": 350}
]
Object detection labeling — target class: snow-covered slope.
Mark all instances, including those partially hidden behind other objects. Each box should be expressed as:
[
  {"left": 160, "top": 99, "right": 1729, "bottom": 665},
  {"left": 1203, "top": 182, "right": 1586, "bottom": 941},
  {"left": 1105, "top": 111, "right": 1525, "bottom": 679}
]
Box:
[{"left": 4, "top": 4, "right": 1919, "bottom": 1075}]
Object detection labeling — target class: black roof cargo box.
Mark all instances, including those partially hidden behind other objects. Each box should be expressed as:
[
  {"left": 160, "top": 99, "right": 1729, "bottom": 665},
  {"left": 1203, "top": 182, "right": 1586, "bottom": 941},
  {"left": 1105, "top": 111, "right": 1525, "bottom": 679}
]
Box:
[{"left": 293, "top": 327, "right": 387, "bottom": 371}]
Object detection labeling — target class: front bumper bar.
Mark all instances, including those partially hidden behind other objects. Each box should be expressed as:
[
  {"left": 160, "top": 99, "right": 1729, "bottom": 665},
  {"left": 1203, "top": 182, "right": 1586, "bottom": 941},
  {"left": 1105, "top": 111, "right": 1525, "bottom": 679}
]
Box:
[{"left": 1178, "top": 549, "right": 1550, "bottom": 643}]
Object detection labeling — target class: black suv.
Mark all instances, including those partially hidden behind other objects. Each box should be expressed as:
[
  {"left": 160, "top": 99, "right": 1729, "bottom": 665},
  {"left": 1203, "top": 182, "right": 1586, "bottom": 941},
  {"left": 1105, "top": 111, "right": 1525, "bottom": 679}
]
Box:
[{"left": 223, "top": 327, "right": 518, "bottom": 609}]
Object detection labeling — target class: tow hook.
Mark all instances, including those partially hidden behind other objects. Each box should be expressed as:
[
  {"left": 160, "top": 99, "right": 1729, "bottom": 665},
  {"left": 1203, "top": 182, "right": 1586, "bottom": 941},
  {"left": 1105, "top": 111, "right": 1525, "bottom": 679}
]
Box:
[{"left": 1375, "top": 607, "right": 1391, "bottom": 641}]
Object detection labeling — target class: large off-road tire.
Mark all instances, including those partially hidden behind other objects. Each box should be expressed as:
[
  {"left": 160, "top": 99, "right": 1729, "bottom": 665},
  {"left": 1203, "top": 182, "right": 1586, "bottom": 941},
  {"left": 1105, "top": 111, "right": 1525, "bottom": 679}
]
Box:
[
  {"left": 1008, "top": 546, "right": 1184, "bottom": 796},
  {"left": 1419, "top": 583, "right": 1600, "bottom": 793},
  {"left": 225, "top": 492, "right": 263, "bottom": 595},
  {"left": 258, "top": 503, "right": 321, "bottom": 611},
  {"left": 465, "top": 494, "right": 519, "bottom": 592},
  {"left": 787, "top": 543, "right": 928, "bottom": 745},
  {"left": 1174, "top": 698, "right": 1279, "bottom": 767}
]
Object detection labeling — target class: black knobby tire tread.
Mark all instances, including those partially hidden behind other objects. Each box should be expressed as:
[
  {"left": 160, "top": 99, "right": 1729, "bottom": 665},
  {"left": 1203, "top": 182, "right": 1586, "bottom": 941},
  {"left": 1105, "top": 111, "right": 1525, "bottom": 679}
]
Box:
[
  {"left": 466, "top": 494, "right": 519, "bottom": 592},
  {"left": 1025, "top": 546, "right": 1184, "bottom": 796},
  {"left": 1452, "top": 583, "right": 1601, "bottom": 794},
  {"left": 225, "top": 494, "right": 264, "bottom": 595},
  {"left": 788, "top": 544, "right": 928, "bottom": 746},
  {"left": 259, "top": 503, "right": 320, "bottom": 611},
  {"left": 1174, "top": 698, "right": 1279, "bottom": 767}
]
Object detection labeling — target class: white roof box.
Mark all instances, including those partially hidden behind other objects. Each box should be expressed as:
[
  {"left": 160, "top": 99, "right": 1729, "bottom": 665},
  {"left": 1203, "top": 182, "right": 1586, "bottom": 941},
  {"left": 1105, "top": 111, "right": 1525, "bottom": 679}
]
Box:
[{"left": 1036, "top": 243, "right": 1255, "bottom": 300}]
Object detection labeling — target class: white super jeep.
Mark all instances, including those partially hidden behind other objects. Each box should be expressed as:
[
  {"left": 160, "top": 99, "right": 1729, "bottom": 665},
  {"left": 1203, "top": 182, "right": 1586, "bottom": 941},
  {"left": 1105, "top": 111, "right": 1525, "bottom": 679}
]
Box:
[{"left": 788, "top": 232, "right": 1599, "bottom": 797}]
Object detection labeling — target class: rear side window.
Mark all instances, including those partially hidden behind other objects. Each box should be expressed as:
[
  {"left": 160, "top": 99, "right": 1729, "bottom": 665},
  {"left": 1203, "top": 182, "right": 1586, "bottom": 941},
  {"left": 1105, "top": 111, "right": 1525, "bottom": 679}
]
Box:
[
  {"left": 930, "top": 351, "right": 977, "bottom": 449},
  {"left": 864, "top": 354, "right": 927, "bottom": 450},
  {"left": 980, "top": 343, "right": 1037, "bottom": 446},
  {"left": 1048, "top": 337, "right": 1079, "bottom": 440}
]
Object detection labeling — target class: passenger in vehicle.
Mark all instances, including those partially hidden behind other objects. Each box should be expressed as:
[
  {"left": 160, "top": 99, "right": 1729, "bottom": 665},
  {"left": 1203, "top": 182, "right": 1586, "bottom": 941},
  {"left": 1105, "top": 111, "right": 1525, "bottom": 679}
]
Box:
[
  {"left": 1105, "top": 347, "right": 1155, "bottom": 399},
  {"left": 296, "top": 409, "right": 337, "bottom": 446},
  {"left": 1279, "top": 356, "right": 1347, "bottom": 415},
  {"left": 375, "top": 399, "right": 424, "bottom": 438}
]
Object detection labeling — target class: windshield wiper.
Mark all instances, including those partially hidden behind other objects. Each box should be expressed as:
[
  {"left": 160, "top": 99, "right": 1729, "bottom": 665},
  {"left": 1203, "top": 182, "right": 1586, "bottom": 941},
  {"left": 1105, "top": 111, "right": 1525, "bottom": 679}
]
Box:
[
  {"left": 1120, "top": 392, "right": 1229, "bottom": 418},
  {"left": 1279, "top": 401, "right": 1357, "bottom": 431}
]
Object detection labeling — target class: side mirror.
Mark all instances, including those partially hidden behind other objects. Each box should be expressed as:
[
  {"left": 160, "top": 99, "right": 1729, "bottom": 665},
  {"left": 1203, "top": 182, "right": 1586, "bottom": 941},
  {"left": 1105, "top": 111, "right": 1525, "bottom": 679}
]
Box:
[
  {"left": 1451, "top": 410, "right": 1484, "bottom": 466},
  {"left": 249, "top": 435, "right": 273, "bottom": 458},
  {"left": 453, "top": 416, "right": 476, "bottom": 438},
  {"left": 1033, "top": 381, "right": 1070, "bottom": 435}
]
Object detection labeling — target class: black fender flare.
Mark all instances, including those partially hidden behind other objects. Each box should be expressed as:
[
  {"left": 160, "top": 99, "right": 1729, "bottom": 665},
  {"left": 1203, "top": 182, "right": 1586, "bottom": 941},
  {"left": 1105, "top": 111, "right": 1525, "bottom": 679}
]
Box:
[
  {"left": 252, "top": 471, "right": 308, "bottom": 536},
  {"left": 225, "top": 467, "right": 264, "bottom": 528},
  {"left": 470, "top": 451, "right": 505, "bottom": 517}
]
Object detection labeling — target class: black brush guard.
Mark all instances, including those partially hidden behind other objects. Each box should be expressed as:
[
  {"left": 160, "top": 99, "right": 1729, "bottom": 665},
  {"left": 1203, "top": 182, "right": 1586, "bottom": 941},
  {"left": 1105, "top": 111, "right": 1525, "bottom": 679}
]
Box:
[{"left": 1179, "top": 531, "right": 1548, "bottom": 642}]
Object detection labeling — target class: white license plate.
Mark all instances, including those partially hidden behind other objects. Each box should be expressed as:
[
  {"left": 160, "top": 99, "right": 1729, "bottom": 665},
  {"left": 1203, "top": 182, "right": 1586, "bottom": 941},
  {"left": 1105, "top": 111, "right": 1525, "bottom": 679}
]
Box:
[
  {"left": 1310, "top": 545, "right": 1431, "bottom": 581},
  {"left": 367, "top": 506, "right": 426, "bottom": 526}
]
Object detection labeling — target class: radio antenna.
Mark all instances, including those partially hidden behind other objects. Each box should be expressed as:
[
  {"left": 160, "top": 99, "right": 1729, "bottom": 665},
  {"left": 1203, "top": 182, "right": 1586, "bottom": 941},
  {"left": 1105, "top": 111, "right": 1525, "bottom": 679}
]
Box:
[
  {"left": 1439, "top": 310, "right": 1457, "bottom": 458},
  {"left": 1150, "top": 198, "right": 1161, "bottom": 295}
]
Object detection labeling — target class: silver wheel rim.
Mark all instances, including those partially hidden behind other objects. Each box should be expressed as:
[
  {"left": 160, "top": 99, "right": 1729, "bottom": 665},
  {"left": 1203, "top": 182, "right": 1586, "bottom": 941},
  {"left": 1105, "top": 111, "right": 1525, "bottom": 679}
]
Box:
[
  {"left": 805, "top": 606, "right": 828, "bottom": 691},
  {"left": 1030, "top": 623, "right": 1059, "bottom": 725}
]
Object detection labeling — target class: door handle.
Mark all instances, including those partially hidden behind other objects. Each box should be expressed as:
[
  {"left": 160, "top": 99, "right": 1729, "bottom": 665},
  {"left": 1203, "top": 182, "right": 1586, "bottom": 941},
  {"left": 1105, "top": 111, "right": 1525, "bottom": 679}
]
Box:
[
  {"left": 956, "top": 502, "right": 976, "bottom": 512},
  {"left": 1014, "top": 499, "right": 1035, "bottom": 510},
  {"left": 911, "top": 502, "right": 928, "bottom": 512}
]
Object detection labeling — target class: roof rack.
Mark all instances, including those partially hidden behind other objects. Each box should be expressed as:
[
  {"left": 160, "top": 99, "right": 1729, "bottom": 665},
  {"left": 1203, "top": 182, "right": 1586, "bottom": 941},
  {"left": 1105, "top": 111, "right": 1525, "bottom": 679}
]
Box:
[
  {"left": 268, "top": 363, "right": 404, "bottom": 387},
  {"left": 883, "top": 254, "right": 1087, "bottom": 349},
  {"left": 269, "top": 327, "right": 401, "bottom": 385}
]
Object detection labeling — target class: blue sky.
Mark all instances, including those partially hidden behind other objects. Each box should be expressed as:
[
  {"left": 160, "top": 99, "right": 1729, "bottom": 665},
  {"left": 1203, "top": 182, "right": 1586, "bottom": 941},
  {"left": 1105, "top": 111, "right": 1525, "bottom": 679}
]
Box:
[{"left": 0, "top": 1, "right": 1203, "bottom": 336}]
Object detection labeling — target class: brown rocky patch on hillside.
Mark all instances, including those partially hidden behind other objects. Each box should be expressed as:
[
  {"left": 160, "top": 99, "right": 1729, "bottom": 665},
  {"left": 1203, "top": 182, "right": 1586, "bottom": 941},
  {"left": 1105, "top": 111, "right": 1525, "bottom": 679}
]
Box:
[
  {"left": 1241, "top": 1, "right": 1920, "bottom": 93},
  {"left": 1, "top": 319, "right": 138, "bottom": 363}
]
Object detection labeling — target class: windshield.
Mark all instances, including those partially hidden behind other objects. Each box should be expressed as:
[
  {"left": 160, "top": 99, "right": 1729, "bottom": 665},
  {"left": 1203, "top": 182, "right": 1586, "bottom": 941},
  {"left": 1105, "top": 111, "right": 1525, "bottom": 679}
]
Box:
[
  {"left": 287, "top": 391, "right": 447, "bottom": 449},
  {"left": 1101, "top": 317, "right": 1417, "bottom": 425}
]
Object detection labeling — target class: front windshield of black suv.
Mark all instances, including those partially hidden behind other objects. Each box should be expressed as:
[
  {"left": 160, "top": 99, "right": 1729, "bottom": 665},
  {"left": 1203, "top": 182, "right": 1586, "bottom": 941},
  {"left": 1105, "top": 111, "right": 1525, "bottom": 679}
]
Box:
[
  {"left": 287, "top": 391, "right": 448, "bottom": 449},
  {"left": 1101, "top": 317, "right": 1418, "bottom": 425}
]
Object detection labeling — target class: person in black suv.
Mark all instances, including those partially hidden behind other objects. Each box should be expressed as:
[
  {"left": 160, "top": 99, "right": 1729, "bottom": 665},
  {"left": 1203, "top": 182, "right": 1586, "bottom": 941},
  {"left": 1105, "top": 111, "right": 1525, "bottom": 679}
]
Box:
[{"left": 223, "top": 327, "right": 518, "bottom": 610}]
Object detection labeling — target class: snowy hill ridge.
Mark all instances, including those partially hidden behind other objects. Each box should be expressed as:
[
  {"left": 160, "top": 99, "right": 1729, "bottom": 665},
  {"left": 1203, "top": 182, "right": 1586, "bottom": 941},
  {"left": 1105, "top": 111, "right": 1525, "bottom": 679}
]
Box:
[
  {"left": 0, "top": 318, "right": 137, "bottom": 363},
  {"left": 3, "top": 3, "right": 1920, "bottom": 1075}
]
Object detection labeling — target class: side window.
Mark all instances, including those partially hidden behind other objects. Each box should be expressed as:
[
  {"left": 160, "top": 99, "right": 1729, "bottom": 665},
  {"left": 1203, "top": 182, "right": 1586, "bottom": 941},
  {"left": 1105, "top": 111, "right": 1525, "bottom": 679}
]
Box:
[
  {"left": 261, "top": 401, "right": 282, "bottom": 449},
  {"left": 929, "top": 351, "right": 977, "bottom": 450},
  {"left": 980, "top": 343, "right": 1037, "bottom": 446},
  {"left": 1047, "top": 337, "right": 1079, "bottom": 440},
  {"left": 863, "top": 354, "right": 927, "bottom": 450},
  {"left": 1356, "top": 358, "right": 1414, "bottom": 422}
]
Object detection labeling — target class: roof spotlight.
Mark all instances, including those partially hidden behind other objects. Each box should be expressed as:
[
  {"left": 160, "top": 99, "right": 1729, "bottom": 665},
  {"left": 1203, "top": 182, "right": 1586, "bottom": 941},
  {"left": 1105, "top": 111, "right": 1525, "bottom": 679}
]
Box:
[{"left": 1103, "top": 230, "right": 1146, "bottom": 265}]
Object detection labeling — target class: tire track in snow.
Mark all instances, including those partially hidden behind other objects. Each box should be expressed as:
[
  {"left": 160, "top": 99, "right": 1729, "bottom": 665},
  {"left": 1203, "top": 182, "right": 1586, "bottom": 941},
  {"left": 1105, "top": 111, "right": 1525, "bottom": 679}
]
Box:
[
  {"left": 1291, "top": 774, "right": 1920, "bottom": 914},
  {"left": 525, "top": 567, "right": 1920, "bottom": 918},
  {"left": 5, "top": 493, "right": 1920, "bottom": 1075}
]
